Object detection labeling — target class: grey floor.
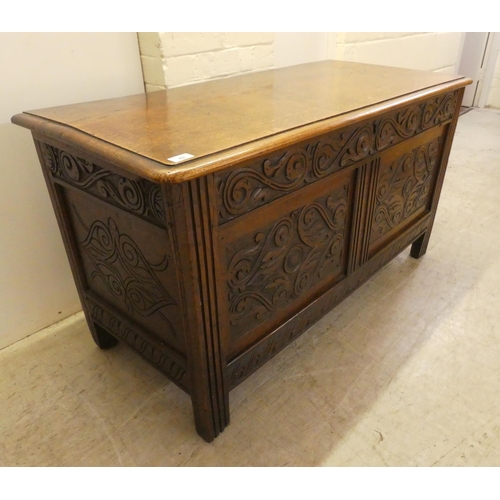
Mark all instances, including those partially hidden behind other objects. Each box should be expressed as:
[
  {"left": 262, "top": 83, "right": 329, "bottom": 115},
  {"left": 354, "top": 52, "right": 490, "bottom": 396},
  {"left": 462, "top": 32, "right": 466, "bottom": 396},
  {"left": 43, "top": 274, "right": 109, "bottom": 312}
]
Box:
[{"left": 1, "top": 108, "right": 499, "bottom": 466}]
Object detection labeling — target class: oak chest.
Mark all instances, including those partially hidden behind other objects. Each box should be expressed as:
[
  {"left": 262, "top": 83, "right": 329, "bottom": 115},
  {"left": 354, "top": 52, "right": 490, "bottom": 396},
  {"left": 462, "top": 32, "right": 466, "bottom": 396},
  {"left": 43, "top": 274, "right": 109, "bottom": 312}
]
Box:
[{"left": 12, "top": 61, "right": 471, "bottom": 441}]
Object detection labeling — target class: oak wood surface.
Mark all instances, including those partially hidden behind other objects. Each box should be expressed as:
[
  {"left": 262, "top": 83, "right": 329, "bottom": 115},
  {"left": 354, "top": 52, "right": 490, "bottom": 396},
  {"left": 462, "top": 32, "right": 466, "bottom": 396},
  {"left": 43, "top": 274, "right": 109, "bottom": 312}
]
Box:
[{"left": 12, "top": 61, "right": 470, "bottom": 183}]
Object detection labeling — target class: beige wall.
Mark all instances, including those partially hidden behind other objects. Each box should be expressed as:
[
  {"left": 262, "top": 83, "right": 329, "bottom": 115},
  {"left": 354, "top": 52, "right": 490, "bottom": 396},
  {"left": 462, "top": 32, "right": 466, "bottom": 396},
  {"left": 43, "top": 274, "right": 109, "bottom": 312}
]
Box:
[
  {"left": 139, "top": 32, "right": 275, "bottom": 90},
  {"left": 486, "top": 51, "right": 500, "bottom": 108},
  {"left": 274, "top": 33, "right": 328, "bottom": 68},
  {"left": 331, "top": 32, "right": 463, "bottom": 74},
  {"left": 0, "top": 33, "right": 144, "bottom": 350},
  {"left": 139, "top": 32, "right": 465, "bottom": 92}
]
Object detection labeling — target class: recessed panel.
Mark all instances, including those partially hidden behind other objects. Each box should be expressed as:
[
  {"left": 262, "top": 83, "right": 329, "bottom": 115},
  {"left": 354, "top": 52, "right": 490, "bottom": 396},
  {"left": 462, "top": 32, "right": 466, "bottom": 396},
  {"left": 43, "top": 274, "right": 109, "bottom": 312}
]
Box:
[
  {"left": 64, "top": 187, "right": 185, "bottom": 353},
  {"left": 369, "top": 136, "right": 443, "bottom": 254},
  {"left": 222, "top": 170, "right": 353, "bottom": 344}
]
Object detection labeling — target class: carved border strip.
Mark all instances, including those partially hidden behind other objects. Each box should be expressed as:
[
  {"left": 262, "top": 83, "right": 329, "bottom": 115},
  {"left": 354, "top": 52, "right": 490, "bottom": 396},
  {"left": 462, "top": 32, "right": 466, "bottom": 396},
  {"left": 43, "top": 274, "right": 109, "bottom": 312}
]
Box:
[
  {"left": 88, "top": 296, "right": 189, "bottom": 392},
  {"left": 39, "top": 142, "right": 166, "bottom": 228},
  {"left": 227, "top": 214, "right": 431, "bottom": 389},
  {"left": 216, "top": 92, "right": 458, "bottom": 224}
]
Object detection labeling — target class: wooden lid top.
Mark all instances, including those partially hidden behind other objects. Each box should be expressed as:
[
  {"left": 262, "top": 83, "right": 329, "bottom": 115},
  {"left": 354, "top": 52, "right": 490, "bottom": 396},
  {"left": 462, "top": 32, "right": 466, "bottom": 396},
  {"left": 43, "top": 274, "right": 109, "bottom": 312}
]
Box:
[{"left": 13, "top": 60, "right": 470, "bottom": 183}]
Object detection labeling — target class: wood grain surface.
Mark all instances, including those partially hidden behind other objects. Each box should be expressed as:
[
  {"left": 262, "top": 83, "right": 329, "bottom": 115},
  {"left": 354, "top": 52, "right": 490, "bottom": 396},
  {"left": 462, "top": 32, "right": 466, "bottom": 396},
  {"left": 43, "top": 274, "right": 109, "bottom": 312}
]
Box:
[{"left": 12, "top": 61, "right": 470, "bottom": 183}]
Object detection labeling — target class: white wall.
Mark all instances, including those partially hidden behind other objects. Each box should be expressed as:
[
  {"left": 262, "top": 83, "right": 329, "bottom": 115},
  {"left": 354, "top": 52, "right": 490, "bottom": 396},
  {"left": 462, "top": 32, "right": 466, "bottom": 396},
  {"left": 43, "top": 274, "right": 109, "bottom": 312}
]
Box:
[
  {"left": 139, "top": 32, "right": 466, "bottom": 92},
  {"left": 0, "top": 33, "right": 144, "bottom": 350},
  {"left": 274, "top": 33, "right": 328, "bottom": 68},
  {"left": 138, "top": 32, "right": 275, "bottom": 90},
  {"left": 331, "top": 32, "right": 464, "bottom": 74},
  {"left": 486, "top": 46, "right": 500, "bottom": 108}
]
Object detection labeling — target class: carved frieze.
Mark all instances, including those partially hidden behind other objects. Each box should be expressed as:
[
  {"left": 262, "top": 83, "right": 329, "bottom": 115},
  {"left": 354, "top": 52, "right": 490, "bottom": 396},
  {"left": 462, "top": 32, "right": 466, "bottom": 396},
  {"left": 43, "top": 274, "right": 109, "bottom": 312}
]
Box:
[
  {"left": 226, "top": 180, "right": 350, "bottom": 338},
  {"left": 216, "top": 92, "right": 457, "bottom": 224},
  {"left": 217, "top": 125, "right": 371, "bottom": 223},
  {"left": 371, "top": 139, "right": 441, "bottom": 244},
  {"left": 375, "top": 107, "right": 421, "bottom": 150},
  {"left": 40, "top": 143, "right": 165, "bottom": 227},
  {"left": 422, "top": 91, "right": 458, "bottom": 130}
]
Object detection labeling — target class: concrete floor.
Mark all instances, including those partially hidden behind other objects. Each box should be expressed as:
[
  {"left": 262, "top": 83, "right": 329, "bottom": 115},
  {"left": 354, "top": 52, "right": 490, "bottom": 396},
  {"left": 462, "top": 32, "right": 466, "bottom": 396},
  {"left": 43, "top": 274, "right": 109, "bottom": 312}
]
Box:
[{"left": 1, "top": 108, "right": 499, "bottom": 466}]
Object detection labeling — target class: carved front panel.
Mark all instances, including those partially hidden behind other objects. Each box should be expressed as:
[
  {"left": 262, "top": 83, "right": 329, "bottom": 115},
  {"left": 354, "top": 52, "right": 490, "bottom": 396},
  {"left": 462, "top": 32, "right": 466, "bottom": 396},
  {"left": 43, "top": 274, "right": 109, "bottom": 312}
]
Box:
[
  {"left": 224, "top": 175, "right": 351, "bottom": 340},
  {"left": 64, "top": 188, "right": 185, "bottom": 353},
  {"left": 370, "top": 137, "right": 442, "bottom": 250},
  {"left": 216, "top": 91, "right": 458, "bottom": 224}
]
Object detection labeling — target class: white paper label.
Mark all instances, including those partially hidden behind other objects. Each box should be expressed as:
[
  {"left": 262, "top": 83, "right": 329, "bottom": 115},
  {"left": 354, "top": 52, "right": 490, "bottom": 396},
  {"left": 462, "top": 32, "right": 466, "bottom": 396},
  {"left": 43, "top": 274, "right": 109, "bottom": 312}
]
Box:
[{"left": 167, "top": 153, "right": 194, "bottom": 163}]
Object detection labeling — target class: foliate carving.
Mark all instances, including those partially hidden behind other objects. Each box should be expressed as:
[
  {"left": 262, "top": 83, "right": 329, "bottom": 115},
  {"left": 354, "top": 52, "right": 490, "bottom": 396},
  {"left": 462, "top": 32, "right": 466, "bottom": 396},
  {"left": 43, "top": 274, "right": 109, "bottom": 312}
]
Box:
[
  {"left": 376, "top": 92, "right": 457, "bottom": 150},
  {"left": 90, "top": 301, "right": 188, "bottom": 387},
  {"left": 371, "top": 139, "right": 440, "bottom": 241},
  {"left": 40, "top": 143, "right": 165, "bottom": 227},
  {"left": 375, "top": 107, "right": 421, "bottom": 150},
  {"left": 217, "top": 125, "right": 372, "bottom": 222},
  {"left": 227, "top": 215, "right": 431, "bottom": 388},
  {"left": 422, "top": 92, "right": 458, "bottom": 130},
  {"left": 227, "top": 181, "right": 349, "bottom": 337},
  {"left": 74, "top": 209, "right": 178, "bottom": 338},
  {"left": 216, "top": 92, "right": 457, "bottom": 224}
]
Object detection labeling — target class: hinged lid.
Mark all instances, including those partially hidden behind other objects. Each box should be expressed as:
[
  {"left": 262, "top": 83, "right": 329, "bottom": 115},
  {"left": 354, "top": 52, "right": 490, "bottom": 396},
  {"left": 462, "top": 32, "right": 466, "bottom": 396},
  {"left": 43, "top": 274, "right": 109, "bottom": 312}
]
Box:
[{"left": 12, "top": 60, "right": 471, "bottom": 183}]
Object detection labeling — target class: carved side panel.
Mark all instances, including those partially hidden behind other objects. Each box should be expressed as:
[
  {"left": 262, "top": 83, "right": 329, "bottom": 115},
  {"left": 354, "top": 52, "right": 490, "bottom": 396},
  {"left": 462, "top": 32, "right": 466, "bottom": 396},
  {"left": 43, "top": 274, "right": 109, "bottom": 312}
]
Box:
[
  {"left": 40, "top": 143, "right": 166, "bottom": 228},
  {"left": 64, "top": 187, "right": 185, "bottom": 353},
  {"left": 370, "top": 138, "right": 442, "bottom": 249},
  {"left": 225, "top": 176, "right": 351, "bottom": 339},
  {"left": 216, "top": 91, "right": 458, "bottom": 224}
]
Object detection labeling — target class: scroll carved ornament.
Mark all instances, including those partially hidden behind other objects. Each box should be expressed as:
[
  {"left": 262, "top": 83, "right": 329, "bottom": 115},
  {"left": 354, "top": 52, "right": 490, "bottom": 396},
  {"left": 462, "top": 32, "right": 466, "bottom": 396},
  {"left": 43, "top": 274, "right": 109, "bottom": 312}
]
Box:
[
  {"left": 371, "top": 139, "right": 441, "bottom": 241},
  {"left": 74, "top": 209, "right": 178, "bottom": 339},
  {"left": 227, "top": 181, "right": 350, "bottom": 337},
  {"left": 217, "top": 92, "right": 457, "bottom": 224},
  {"left": 40, "top": 143, "right": 165, "bottom": 227}
]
